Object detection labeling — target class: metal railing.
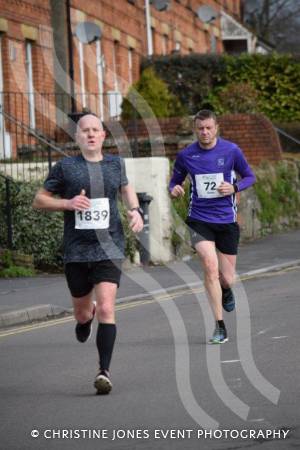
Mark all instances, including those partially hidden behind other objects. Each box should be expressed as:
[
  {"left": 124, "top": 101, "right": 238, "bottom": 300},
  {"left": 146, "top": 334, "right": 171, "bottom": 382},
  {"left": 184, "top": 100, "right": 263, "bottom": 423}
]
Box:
[
  {"left": 0, "top": 91, "right": 126, "bottom": 182},
  {"left": 0, "top": 173, "right": 20, "bottom": 249},
  {"left": 275, "top": 126, "right": 300, "bottom": 149}
]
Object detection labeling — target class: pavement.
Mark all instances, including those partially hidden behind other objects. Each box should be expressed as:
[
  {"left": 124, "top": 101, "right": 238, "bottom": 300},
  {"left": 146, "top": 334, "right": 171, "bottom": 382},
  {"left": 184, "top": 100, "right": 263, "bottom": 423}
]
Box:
[{"left": 1, "top": 229, "right": 300, "bottom": 329}]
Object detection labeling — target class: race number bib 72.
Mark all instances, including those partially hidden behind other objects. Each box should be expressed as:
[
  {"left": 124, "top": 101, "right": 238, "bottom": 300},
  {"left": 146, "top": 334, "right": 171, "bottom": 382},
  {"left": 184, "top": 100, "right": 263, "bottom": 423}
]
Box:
[
  {"left": 75, "top": 198, "right": 110, "bottom": 230},
  {"left": 195, "top": 173, "right": 224, "bottom": 198}
]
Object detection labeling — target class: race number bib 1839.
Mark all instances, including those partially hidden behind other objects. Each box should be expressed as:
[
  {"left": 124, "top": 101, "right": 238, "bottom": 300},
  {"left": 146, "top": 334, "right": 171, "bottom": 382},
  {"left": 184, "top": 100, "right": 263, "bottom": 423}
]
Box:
[
  {"left": 195, "top": 173, "right": 224, "bottom": 198},
  {"left": 75, "top": 198, "right": 110, "bottom": 230}
]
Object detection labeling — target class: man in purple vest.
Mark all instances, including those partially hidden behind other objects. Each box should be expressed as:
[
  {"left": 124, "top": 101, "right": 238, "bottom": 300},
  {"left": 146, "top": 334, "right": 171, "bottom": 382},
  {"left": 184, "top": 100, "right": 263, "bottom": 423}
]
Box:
[{"left": 169, "top": 110, "right": 256, "bottom": 344}]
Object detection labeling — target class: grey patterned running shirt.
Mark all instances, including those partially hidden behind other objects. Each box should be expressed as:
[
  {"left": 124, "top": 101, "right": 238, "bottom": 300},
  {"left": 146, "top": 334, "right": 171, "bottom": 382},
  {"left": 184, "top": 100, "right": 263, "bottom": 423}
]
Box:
[{"left": 44, "top": 154, "right": 128, "bottom": 262}]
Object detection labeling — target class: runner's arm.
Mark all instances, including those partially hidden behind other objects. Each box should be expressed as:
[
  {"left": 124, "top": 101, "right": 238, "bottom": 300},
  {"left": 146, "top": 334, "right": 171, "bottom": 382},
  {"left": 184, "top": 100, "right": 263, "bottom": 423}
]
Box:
[
  {"left": 233, "top": 147, "right": 256, "bottom": 192},
  {"left": 169, "top": 153, "right": 188, "bottom": 197},
  {"left": 120, "top": 184, "right": 140, "bottom": 210},
  {"left": 120, "top": 184, "right": 143, "bottom": 233},
  {"left": 32, "top": 188, "right": 90, "bottom": 211}
]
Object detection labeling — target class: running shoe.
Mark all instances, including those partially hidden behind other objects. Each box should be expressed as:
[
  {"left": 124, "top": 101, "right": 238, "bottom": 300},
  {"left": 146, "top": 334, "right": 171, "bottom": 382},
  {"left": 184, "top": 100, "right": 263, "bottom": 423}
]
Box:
[
  {"left": 222, "top": 286, "right": 235, "bottom": 312},
  {"left": 94, "top": 370, "right": 112, "bottom": 395},
  {"left": 75, "top": 302, "right": 96, "bottom": 343},
  {"left": 209, "top": 322, "right": 228, "bottom": 344}
]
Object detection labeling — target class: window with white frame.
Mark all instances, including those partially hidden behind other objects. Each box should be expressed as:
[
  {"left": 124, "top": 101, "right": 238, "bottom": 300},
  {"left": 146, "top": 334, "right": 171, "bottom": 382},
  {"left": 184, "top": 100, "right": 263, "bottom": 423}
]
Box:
[
  {"left": 108, "top": 41, "right": 122, "bottom": 118},
  {"left": 0, "top": 35, "right": 11, "bottom": 159},
  {"left": 0, "top": 35, "right": 4, "bottom": 157},
  {"left": 174, "top": 41, "right": 181, "bottom": 52},
  {"left": 25, "top": 41, "right": 35, "bottom": 129},
  {"left": 96, "top": 39, "right": 104, "bottom": 121},
  {"left": 128, "top": 47, "right": 133, "bottom": 85},
  {"left": 78, "top": 40, "right": 87, "bottom": 108},
  {"left": 112, "top": 41, "right": 119, "bottom": 92}
]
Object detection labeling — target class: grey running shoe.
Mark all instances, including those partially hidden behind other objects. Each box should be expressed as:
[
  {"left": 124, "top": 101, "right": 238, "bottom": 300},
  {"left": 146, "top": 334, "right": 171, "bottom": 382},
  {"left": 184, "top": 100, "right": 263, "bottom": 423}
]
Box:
[
  {"left": 222, "top": 286, "right": 235, "bottom": 312},
  {"left": 94, "top": 370, "right": 112, "bottom": 395},
  {"left": 209, "top": 322, "right": 228, "bottom": 344},
  {"left": 75, "top": 302, "right": 96, "bottom": 343}
]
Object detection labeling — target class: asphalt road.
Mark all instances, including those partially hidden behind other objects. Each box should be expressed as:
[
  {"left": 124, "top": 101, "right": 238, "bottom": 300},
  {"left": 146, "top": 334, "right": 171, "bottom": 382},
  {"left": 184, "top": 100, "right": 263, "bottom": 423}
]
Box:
[
  {"left": 0, "top": 267, "right": 299, "bottom": 450},
  {"left": 1, "top": 229, "right": 300, "bottom": 319}
]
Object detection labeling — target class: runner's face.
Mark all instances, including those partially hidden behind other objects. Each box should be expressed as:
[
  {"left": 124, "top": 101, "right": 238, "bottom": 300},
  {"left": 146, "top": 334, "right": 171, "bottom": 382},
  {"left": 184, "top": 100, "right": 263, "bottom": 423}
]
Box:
[
  {"left": 76, "top": 115, "right": 106, "bottom": 153},
  {"left": 194, "top": 118, "right": 218, "bottom": 149}
]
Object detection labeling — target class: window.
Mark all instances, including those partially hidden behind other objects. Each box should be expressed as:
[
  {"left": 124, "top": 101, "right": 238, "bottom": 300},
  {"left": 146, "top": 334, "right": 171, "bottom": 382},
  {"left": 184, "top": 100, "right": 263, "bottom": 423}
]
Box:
[
  {"left": 25, "top": 41, "right": 35, "bottom": 128},
  {"left": 108, "top": 41, "right": 122, "bottom": 119},
  {"left": 78, "top": 40, "right": 86, "bottom": 108},
  {"left": 0, "top": 35, "right": 4, "bottom": 157},
  {"left": 25, "top": 41, "right": 35, "bottom": 129},
  {"left": 96, "top": 39, "right": 104, "bottom": 121},
  {"left": 162, "top": 34, "right": 168, "bottom": 55},
  {"left": 210, "top": 34, "right": 217, "bottom": 54},
  {"left": 0, "top": 35, "right": 11, "bottom": 159},
  {"left": 151, "top": 27, "right": 156, "bottom": 55},
  {"left": 112, "top": 41, "right": 119, "bottom": 91},
  {"left": 174, "top": 41, "right": 181, "bottom": 52},
  {"left": 128, "top": 47, "right": 134, "bottom": 85}
]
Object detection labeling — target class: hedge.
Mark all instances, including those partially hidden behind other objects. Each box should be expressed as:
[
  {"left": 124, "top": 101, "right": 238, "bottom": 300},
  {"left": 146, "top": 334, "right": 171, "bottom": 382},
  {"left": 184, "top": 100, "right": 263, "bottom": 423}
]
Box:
[
  {"left": 142, "top": 53, "right": 300, "bottom": 122},
  {"left": 0, "top": 179, "right": 64, "bottom": 269}
]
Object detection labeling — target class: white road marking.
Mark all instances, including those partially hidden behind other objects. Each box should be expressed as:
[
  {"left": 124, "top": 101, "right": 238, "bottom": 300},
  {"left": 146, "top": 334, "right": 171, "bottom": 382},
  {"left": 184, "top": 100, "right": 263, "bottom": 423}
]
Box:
[
  {"left": 257, "top": 328, "right": 272, "bottom": 335},
  {"left": 221, "top": 359, "right": 240, "bottom": 364}
]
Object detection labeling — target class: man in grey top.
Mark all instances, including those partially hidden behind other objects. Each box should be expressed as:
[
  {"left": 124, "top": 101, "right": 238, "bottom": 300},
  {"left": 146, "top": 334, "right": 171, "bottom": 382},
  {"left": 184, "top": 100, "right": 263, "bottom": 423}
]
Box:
[{"left": 33, "top": 114, "right": 143, "bottom": 395}]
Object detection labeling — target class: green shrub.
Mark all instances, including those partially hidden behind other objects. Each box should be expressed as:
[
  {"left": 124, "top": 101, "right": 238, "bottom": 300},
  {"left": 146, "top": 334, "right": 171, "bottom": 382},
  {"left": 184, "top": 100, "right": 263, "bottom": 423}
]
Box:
[
  {"left": 118, "top": 200, "right": 138, "bottom": 262},
  {"left": 121, "top": 67, "right": 186, "bottom": 120},
  {"left": 0, "top": 249, "right": 35, "bottom": 278},
  {"left": 208, "top": 82, "right": 259, "bottom": 114},
  {"left": 254, "top": 161, "right": 300, "bottom": 228},
  {"left": 0, "top": 179, "right": 64, "bottom": 269},
  {"left": 0, "top": 265, "right": 35, "bottom": 278},
  {"left": 169, "top": 161, "right": 192, "bottom": 254},
  {"left": 1, "top": 248, "right": 13, "bottom": 267}
]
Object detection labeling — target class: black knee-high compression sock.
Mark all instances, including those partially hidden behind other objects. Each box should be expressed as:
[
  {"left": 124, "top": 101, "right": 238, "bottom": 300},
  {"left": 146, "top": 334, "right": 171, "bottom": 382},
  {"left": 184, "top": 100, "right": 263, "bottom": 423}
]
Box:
[
  {"left": 96, "top": 323, "right": 117, "bottom": 371},
  {"left": 217, "top": 320, "right": 226, "bottom": 329}
]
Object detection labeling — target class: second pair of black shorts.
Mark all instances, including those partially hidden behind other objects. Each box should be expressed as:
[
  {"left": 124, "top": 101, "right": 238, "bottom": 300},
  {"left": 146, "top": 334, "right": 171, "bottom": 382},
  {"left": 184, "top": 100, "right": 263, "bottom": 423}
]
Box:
[
  {"left": 64, "top": 259, "right": 122, "bottom": 298},
  {"left": 186, "top": 218, "right": 240, "bottom": 255}
]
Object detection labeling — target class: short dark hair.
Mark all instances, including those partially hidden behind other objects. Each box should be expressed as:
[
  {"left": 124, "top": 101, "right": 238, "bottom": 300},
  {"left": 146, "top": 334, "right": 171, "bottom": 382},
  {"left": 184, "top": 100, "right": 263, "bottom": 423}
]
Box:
[{"left": 194, "top": 109, "right": 217, "bottom": 123}]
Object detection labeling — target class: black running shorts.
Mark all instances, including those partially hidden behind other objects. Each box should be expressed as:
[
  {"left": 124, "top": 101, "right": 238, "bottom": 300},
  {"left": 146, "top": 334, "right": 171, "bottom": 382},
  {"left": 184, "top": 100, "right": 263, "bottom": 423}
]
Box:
[
  {"left": 186, "top": 219, "right": 240, "bottom": 255},
  {"left": 64, "top": 260, "right": 122, "bottom": 298}
]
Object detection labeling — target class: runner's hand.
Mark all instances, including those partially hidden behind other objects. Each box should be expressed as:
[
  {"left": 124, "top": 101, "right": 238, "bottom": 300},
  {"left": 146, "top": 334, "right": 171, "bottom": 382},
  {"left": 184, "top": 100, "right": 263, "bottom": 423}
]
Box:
[
  {"left": 127, "top": 209, "right": 143, "bottom": 233},
  {"left": 66, "top": 189, "right": 91, "bottom": 211},
  {"left": 170, "top": 185, "right": 185, "bottom": 198},
  {"left": 217, "top": 182, "right": 235, "bottom": 196}
]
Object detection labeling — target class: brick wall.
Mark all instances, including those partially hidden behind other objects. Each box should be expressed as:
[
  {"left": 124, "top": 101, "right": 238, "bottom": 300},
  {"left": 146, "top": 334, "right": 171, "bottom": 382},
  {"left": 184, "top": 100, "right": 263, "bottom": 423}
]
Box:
[
  {"left": 103, "top": 114, "right": 283, "bottom": 166},
  {"left": 219, "top": 114, "right": 282, "bottom": 166},
  {"left": 0, "top": 0, "right": 52, "bottom": 93},
  {"left": 69, "top": 0, "right": 242, "bottom": 99}
]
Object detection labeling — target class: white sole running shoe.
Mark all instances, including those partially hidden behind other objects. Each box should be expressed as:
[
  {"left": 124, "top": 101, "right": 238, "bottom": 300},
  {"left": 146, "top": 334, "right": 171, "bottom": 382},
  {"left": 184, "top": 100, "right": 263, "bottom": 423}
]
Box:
[
  {"left": 94, "top": 371, "right": 112, "bottom": 395},
  {"left": 208, "top": 323, "right": 228, "bottom": 344}
]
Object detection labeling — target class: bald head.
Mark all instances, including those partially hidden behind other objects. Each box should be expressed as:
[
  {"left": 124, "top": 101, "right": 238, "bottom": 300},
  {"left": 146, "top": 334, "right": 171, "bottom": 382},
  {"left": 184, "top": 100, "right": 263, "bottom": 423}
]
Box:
[
  {"left": 75, "top": 114, "right": 106, "bottom": 160},
  {"left": 76, "top": 114, "right": 103, "bottom": 133}
]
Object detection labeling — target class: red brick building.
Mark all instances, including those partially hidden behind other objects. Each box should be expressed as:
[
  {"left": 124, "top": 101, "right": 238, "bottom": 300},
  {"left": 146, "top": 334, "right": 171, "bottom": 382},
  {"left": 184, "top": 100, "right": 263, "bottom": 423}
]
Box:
[
  {"left": 0, "top": 0, "right": 248, "bottom": 159},
  {"left": 67, "top": 0, "right": 243, "bottom": 119}
]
